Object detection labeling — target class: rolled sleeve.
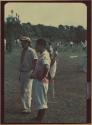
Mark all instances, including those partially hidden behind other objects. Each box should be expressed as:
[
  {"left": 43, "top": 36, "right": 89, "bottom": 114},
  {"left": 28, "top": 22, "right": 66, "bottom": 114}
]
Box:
[{"left": 32, "top": 50, "right": 38, "bottom": 60}]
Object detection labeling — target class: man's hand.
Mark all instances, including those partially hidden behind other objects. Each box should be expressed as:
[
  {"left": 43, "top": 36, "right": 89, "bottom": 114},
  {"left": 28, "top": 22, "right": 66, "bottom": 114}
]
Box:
[
  {"left": 38, "top": 64, "right": 49, "bottom": 80},
  {"left": 30, "top": 64, "right": 49, "bottom": 81},
  {"left": 30, "top": 72, "right": 46, "bottom": 80}
]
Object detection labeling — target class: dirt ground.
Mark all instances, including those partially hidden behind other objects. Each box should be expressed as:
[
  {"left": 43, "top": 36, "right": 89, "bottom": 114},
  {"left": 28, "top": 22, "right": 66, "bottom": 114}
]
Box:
[{"left": 4, "top": 48, "right": 87, "bottom": 123}]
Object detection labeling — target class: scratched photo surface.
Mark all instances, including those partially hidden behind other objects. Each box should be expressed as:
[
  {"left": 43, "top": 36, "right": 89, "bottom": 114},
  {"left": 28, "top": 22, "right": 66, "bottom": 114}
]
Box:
[{"left": 4, "top": 2, "right": 87, "bottom": 123}]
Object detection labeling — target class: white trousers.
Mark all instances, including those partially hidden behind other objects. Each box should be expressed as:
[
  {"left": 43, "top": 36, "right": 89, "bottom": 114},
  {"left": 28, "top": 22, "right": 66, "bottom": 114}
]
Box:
[
  {"left": 20, "top": 72, "right": 33, "bottom": 110},
  {"left": 34, "top": 80, "right": 48, "bottom": 109}
]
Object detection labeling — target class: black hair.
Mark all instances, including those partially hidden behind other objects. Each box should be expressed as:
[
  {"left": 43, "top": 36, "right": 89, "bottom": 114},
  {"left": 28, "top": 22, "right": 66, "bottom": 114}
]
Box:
[{"left": 36, "top": 39, "right": 46, "bottom": 48}]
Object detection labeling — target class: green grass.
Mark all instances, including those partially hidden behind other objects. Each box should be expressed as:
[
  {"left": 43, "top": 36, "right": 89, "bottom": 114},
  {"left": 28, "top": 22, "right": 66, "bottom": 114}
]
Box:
[{"left": 4, "top": 46, "right": 87, "bottom": 123}]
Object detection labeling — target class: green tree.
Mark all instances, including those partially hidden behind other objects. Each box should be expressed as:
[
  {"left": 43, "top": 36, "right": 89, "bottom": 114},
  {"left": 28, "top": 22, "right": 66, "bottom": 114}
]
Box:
[{"left": 5, "top": 10, "right": 21, "bottom": 52}]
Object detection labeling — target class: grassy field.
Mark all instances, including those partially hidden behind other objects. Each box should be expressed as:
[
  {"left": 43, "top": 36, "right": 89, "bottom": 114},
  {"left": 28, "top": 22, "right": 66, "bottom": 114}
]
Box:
[{"left": 4, "top": 46, "right": 87, "bottom": 123}]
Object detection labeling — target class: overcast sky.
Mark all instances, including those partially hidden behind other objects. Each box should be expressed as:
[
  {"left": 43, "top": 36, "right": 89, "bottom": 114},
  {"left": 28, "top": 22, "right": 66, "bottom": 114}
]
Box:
[{"left": 5, "top": 3, "right": 87, "bottom": 29}]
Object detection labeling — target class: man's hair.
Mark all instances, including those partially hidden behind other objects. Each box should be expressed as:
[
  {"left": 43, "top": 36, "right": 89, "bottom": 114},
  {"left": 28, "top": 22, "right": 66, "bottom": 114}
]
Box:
[{"left": 36, "top": 39, "right": 47, "bottom": 48}]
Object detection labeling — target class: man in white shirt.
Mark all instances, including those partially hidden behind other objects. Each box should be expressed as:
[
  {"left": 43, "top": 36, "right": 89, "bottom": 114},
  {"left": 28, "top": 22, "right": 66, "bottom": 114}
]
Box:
[
  {"left": 31, "top": 39, "right": 51, "bottom": 122},
  {"left": 19, "top": 36, "right": 38, "bottom": 113}
]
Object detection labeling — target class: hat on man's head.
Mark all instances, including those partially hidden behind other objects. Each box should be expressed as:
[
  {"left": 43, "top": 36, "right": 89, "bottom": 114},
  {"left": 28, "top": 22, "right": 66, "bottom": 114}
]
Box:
[{"left": 20, "top": 36, "right": 31, "bottom": 43}]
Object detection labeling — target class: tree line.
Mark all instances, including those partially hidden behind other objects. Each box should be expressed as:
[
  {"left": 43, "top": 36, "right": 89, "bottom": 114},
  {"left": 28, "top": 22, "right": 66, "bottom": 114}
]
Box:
[{"left": 4, "top": 10, "right": 87, "bottom": 52}]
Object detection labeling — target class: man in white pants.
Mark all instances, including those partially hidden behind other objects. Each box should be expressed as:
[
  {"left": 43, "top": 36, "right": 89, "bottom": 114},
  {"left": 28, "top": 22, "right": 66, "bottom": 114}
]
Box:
[
  {"left": 19, "top": 36, "right": 38, "bottom": 113},
  {"left": 31, "top": 39, "right": 51, "bottom": 122}
]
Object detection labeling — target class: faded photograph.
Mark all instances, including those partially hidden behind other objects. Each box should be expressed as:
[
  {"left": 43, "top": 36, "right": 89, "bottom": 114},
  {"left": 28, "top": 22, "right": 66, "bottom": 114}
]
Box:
[{"left": 4, "top": 2, "right": 87, "bottom": 123}]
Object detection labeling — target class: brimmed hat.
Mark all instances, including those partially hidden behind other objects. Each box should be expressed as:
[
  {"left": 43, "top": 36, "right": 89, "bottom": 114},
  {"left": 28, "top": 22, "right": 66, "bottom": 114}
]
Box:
[{"left": 20, "top": 36, "right": 31, "bottom": 43}]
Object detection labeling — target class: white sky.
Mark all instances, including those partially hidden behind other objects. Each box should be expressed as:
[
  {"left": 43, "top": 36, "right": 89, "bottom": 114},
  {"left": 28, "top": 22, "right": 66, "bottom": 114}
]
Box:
[{"left": 5, "top": 3, "right": 87, "bottom": 29}]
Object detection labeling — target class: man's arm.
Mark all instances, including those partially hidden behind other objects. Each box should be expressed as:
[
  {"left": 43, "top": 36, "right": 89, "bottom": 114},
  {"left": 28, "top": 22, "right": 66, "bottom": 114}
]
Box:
[
  {"left": 32, "top": 49, "right": 38, "bottom": 70},
  {"left": 28, "top": 49, "right": 38, "bottom": 70},
  {"left": 37, "top": 64, "right": 49, "bottom": 80},
  {"left": 31, "top": 64, "right": 49, "bottom": 80},
  {"left": 32, "top": 59, "right": 37, "bottom": 70}
]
